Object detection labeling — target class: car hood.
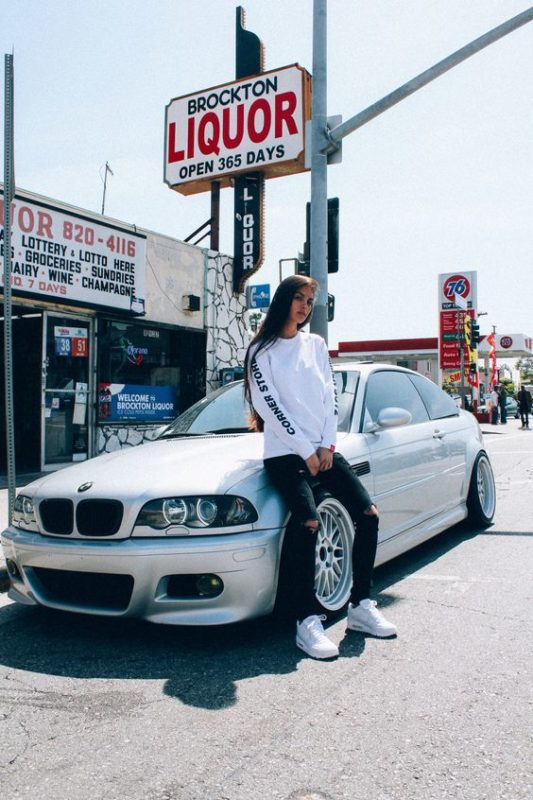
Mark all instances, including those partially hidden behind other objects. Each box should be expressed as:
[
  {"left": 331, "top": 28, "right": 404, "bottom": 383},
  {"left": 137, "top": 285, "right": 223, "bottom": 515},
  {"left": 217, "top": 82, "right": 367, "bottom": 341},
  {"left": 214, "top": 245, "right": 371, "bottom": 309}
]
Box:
[{"left": 24, "top": 434, "right": 268, "bottom": 502}]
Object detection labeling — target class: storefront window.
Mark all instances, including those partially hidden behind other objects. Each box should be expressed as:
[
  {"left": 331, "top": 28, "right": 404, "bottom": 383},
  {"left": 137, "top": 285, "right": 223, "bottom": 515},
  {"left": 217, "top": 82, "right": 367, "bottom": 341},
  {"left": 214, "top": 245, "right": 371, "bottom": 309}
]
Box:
[{"left": 98, "top": 319, "right": 205, "bottom": 423}]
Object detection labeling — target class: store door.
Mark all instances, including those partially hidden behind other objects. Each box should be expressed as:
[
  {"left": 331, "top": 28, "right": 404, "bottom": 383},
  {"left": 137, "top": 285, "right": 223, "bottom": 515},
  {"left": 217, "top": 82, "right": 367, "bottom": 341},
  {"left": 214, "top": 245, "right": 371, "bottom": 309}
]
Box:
[{"left": 43, "top": 313, "right": 93, "bottom": 469}]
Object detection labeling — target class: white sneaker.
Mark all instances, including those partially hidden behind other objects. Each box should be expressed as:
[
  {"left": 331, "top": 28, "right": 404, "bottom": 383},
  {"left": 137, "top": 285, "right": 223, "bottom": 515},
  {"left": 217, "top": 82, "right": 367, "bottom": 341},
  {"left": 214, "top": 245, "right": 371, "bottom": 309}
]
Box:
[
  {"left": 347, "top": 599, "right": 397, "bottom": 637},
  {"left": 296, "top": 614, "right": 339, "bottom": 659}
]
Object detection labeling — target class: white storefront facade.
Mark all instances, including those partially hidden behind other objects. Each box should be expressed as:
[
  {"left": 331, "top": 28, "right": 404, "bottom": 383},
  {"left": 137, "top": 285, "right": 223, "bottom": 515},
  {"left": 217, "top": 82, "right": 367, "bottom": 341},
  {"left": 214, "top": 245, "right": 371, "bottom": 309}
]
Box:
[{"left": 1, "top": 187, "right": 247, "bottom": 473}]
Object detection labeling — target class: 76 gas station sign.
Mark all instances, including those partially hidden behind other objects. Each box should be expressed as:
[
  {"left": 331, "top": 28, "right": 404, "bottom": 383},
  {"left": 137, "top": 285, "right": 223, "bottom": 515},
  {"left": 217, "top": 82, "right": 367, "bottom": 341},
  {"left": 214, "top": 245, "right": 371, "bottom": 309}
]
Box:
[{"left": 438, "top": 271, "right": 478, "bottom": 370}]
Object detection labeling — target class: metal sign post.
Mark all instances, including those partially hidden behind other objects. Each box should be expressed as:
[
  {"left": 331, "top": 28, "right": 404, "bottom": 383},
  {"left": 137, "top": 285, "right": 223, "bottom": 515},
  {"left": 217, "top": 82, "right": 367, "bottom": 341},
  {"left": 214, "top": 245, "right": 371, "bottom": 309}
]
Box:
[{"left": 3, "top": 52, "right": 16, "bottom": 522}]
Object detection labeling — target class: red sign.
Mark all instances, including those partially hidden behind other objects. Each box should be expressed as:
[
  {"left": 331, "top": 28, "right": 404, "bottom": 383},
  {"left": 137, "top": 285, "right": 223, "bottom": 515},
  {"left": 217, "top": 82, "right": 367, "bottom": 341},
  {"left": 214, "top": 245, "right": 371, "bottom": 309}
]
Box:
[
  {"left": 500, "top": 336, "right": 513, "bottom": 349},
  {"left": 439, "top": 309, "right": 475, "bottom": 370},
  {"left": 439, "top": 311, "right": 460, "bottom": 368},
  {"left": 72, "top": 337, "right": 88, "bottom": 358}
]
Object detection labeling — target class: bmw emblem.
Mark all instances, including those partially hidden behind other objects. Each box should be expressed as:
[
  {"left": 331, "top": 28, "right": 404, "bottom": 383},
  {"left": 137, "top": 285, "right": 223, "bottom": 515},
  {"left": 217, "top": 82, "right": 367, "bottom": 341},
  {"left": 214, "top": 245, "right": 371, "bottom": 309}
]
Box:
[{"left": 77, "top": 481, "right": 94, "bottom": 493}]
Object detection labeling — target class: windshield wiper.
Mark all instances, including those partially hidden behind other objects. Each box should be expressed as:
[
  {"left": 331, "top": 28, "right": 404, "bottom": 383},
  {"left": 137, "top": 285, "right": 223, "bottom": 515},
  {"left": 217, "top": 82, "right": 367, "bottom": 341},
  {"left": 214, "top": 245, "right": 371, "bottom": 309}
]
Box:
[
  {"left": 158, "top": 431, "right": 206, "bottom": 439},
  {"left": 159, "top": 428, "right": 250, "bottom": 439},
  {"left": 206, "top": 427, "right": 251, "bottom": 434}
]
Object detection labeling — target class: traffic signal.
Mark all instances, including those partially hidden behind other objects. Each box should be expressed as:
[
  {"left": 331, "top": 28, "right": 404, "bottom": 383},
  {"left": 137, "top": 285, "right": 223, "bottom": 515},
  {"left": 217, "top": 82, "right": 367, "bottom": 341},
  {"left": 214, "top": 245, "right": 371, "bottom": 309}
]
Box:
[
  {"left": 327, "top": 197, "right": 339, "bottom": 273},
  {"left": 327, "top": 293, "right": 335, "bottom": 322},
  {"left": 469, "top": 362, "right": 477, "bottom": 376},
  {"left": 297, "top": 241, "right": 311, "bottom": 276},
  {"left": 463, "top": 315, "right": 472, "bottom": 348},
  {"left": 302, "top": 198, "right": 339, "bottom": 274},
  {"left": 471, "top": 320, "right": 480, "bottom": 347}
]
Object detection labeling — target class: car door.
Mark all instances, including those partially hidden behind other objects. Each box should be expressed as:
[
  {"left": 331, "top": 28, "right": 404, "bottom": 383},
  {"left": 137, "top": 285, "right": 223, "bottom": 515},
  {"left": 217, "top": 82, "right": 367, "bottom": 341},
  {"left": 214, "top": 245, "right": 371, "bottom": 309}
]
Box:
[
  {"left": 333, "top": 369, "right": 375, "bottom": 497},
  {"left": 362, "top": 370, "right": 450, "bottom": 540},
  {"left": 408, "top": 372, "right": 467, "bottom": 509}
]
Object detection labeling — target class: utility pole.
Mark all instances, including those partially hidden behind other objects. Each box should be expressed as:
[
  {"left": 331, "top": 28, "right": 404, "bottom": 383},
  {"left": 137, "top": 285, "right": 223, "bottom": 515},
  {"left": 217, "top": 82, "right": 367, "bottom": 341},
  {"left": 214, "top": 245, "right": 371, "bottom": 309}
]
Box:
[{"left": 309, "top": 0, "right": 329, "bottom": 342}]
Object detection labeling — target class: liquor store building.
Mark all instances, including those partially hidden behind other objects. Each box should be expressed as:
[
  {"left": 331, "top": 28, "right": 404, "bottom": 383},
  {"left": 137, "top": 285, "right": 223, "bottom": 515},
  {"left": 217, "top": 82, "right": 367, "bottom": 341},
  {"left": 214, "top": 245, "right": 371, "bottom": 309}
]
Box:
[{"left": 1, "top": 187, "right": 247, "bottom": 474}]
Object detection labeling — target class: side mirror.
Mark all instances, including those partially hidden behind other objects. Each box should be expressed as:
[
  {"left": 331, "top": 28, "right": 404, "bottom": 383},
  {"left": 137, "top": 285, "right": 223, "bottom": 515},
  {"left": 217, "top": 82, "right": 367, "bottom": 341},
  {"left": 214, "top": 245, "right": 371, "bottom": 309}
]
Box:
[{"left": 365, "top": 407, "right": 412, "bottom": 433}]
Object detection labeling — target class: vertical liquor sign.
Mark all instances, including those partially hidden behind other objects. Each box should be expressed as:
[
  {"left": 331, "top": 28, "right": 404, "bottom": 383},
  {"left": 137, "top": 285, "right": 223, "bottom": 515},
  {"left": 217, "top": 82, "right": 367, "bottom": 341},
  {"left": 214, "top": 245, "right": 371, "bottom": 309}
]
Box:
[
  {"left": 234, "top": 172, "right": 264, "bottom": 291},
  {"left": 438, "top": 271, "right": 477, "bottom": 371},
  {"left": 233, "top": 7, "right": 264, "bottom": 291}
]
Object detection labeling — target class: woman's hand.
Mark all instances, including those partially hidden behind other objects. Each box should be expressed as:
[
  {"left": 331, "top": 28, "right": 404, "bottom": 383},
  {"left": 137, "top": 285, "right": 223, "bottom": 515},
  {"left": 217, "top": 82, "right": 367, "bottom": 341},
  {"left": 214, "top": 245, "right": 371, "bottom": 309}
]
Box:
[
  {"left": 317, "top": 447, "right": 334, "bottom": 472},
  {"left": 305, "top": 453, "right": 320, "bottom": 476}
]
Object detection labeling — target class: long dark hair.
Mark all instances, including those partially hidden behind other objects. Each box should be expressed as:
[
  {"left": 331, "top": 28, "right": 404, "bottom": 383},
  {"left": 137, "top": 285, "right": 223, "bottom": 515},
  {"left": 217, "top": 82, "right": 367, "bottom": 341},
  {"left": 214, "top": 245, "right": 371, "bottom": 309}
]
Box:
[{"left": 243, "top": 275, "right": 318, "bottom": 431}]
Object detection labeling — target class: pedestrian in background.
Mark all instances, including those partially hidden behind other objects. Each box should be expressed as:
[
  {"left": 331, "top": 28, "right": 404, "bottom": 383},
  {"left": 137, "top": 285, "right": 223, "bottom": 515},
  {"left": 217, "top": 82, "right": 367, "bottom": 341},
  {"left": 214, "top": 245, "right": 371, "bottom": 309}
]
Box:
[
  {"left": 490, "top": 386, "right": 499, "bottom": 425},
  {"left": 517, "top": 386, "right": 531, "bottom": 429},
  {"left": 243, "top": 275, "right": 397, "bottom": 660},
  {"left": 498, "top": 385, "right": 508, "bottom": 424}
]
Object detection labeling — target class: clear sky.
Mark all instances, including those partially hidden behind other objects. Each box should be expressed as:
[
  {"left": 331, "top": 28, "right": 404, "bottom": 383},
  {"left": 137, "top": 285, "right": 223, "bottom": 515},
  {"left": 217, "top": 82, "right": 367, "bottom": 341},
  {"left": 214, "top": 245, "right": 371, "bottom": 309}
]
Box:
[{"left": 2, "top": 0, "right": 532, "bottom": 348}]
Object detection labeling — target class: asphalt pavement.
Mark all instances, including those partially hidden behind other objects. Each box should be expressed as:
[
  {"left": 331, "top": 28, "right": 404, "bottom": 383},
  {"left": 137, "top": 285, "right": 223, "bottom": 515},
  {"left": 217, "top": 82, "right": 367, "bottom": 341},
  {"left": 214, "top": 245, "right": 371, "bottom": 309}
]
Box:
[
  {"left": 0, "top": 415, "right": 531, "bottom": 800},
  {"left": 0, "top": 417, "right": 525, "bottom": 591}
]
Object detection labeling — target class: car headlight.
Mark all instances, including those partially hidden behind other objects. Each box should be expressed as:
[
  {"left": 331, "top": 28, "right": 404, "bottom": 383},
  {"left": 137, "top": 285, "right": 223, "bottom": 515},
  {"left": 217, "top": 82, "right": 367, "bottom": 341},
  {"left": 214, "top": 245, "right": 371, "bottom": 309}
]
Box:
[
  {"left": 13, "top": 495, "right": 38, "bottom": 530},
  {"left": 134, "top": 495, "right": 258, "bottom": 531}
]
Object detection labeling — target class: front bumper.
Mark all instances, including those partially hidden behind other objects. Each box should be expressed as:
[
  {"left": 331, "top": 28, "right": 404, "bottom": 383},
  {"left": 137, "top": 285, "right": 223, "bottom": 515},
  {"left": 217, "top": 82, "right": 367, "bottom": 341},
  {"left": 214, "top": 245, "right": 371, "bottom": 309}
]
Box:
[{"left": 1, "top": 525, "right": 282, "bottom": 625}]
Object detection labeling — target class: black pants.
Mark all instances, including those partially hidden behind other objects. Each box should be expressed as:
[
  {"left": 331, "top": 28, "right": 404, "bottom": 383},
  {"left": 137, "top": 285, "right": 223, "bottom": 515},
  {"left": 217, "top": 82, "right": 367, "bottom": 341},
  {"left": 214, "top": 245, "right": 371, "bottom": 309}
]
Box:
[
  {"left": 264, "top": 452, "right": 379, "bottom": 620},
  {"left": 520, "top": 408, "right": 529, "bottom": 427}
]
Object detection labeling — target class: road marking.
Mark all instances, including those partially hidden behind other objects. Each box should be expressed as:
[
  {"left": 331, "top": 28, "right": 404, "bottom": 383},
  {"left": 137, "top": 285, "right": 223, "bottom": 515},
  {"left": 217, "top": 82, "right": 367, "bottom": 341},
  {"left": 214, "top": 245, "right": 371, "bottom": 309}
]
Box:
[
  {"left": 408, "top": 574, "right": 461, "bottom": 581},
  {"left": 489, "top": 451, "right": 533, "bottom": 455},
  {"left": 403, "top": 573, "right": 493, "bottom": 594}
]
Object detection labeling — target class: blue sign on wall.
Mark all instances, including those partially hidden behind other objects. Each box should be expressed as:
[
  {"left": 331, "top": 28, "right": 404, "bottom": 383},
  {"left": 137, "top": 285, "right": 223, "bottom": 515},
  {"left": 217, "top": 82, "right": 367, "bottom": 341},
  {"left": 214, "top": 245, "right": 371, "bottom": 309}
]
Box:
[
  {"left": 248, "top": 284, "right": 270, "bottom": 309},
  {"left": 98, "top": 383, "right": 177, "bottom": 422}
]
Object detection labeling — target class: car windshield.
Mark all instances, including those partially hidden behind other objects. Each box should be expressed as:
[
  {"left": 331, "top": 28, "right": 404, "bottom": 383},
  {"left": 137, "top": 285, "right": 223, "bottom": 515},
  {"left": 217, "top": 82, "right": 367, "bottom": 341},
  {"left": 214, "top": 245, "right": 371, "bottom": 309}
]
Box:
[
  {"left": 159, "top": 372, "right": 359, "bottom": 437},
  {"left": 160, "top": 382, "right": 249, "bottom": 436}
]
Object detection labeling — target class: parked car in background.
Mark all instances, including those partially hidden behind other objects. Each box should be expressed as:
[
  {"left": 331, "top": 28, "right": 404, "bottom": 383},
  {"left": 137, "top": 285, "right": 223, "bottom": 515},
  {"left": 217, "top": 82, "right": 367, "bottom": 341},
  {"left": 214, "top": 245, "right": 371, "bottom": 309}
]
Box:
[
  {"left": 2, "top": 364, "right": 496, "bottom": 626},
  {"left": 478, "top": 395, "right": 519, "bottom": 419},
  {"left": 505, "top": 396, "right": 519, "bottom": 418}
]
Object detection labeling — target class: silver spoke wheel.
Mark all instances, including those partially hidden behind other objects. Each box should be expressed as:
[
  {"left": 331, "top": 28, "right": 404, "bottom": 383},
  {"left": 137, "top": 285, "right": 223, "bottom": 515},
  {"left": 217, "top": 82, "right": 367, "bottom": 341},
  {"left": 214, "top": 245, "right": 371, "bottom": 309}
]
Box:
[
  {"left": 476, "top": 454, "right": 496, "bottom": 519},
  {"left": 467, "top": 451, "right": 496, "bottom": 526},
  {"left": 314, "top": 497, "right": 354, "bottom": 611}
]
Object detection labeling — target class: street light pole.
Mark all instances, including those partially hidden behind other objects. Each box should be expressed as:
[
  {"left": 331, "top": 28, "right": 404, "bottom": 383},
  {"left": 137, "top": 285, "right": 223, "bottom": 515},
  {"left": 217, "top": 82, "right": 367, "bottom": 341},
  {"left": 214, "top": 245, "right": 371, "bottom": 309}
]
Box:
[
  {"left": 305, "top": 4, "right": 532, "bottom": 347},
  {"left": 309, "top": 0, "right": 329, "bottom": 343}
]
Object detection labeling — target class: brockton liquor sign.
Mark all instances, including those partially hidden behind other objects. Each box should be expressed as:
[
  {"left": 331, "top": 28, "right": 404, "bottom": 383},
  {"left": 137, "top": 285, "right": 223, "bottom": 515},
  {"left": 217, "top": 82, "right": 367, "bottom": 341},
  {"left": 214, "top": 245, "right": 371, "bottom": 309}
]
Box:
[{"left": 164, "top": 64, "right": 311, "bottom": 196}]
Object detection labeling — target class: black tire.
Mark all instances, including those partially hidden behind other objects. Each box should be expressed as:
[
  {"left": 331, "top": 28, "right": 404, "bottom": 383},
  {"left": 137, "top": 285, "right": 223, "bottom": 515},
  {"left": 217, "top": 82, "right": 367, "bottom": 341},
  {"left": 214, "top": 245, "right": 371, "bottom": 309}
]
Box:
[
  {"left": 467, "top": 451, "right": 496, "bottom": 527},
  {"left": 274, "top": 490, "right": 354, "bottom": 619}
]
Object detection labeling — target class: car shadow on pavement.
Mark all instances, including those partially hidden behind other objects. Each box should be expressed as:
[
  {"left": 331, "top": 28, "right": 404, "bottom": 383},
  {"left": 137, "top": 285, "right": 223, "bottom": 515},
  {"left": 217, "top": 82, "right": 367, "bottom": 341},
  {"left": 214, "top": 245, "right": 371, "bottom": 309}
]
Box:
[
  {"left": 0, "top": 521, "right": 480, "bottom": 710},
  {"left": 0, "top": 596, "right": 374, "bottom": 709},
  {"left": 371, "top": 520, "right": 480, "bottom": 593}
]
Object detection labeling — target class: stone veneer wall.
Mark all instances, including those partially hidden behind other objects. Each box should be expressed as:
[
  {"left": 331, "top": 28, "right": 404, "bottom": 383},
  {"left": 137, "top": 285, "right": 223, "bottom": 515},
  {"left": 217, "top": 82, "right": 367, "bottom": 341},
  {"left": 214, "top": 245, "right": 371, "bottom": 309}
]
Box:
[
  {"left": 97, "top": 423, "right": 165, "bottom": 454},
  {"left": 96, "top": 250, "right": 249, "bottom": 455},
  {"left": 204, "top": 250, "right": 249, "bottom": 392}
]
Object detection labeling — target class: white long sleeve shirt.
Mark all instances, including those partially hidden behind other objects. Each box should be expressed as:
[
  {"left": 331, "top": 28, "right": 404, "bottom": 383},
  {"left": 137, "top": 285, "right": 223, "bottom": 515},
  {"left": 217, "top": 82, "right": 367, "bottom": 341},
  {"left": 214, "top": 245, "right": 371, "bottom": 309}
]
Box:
[{"left": 248, "top": 331, "right": 338, "bottom": 460}]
